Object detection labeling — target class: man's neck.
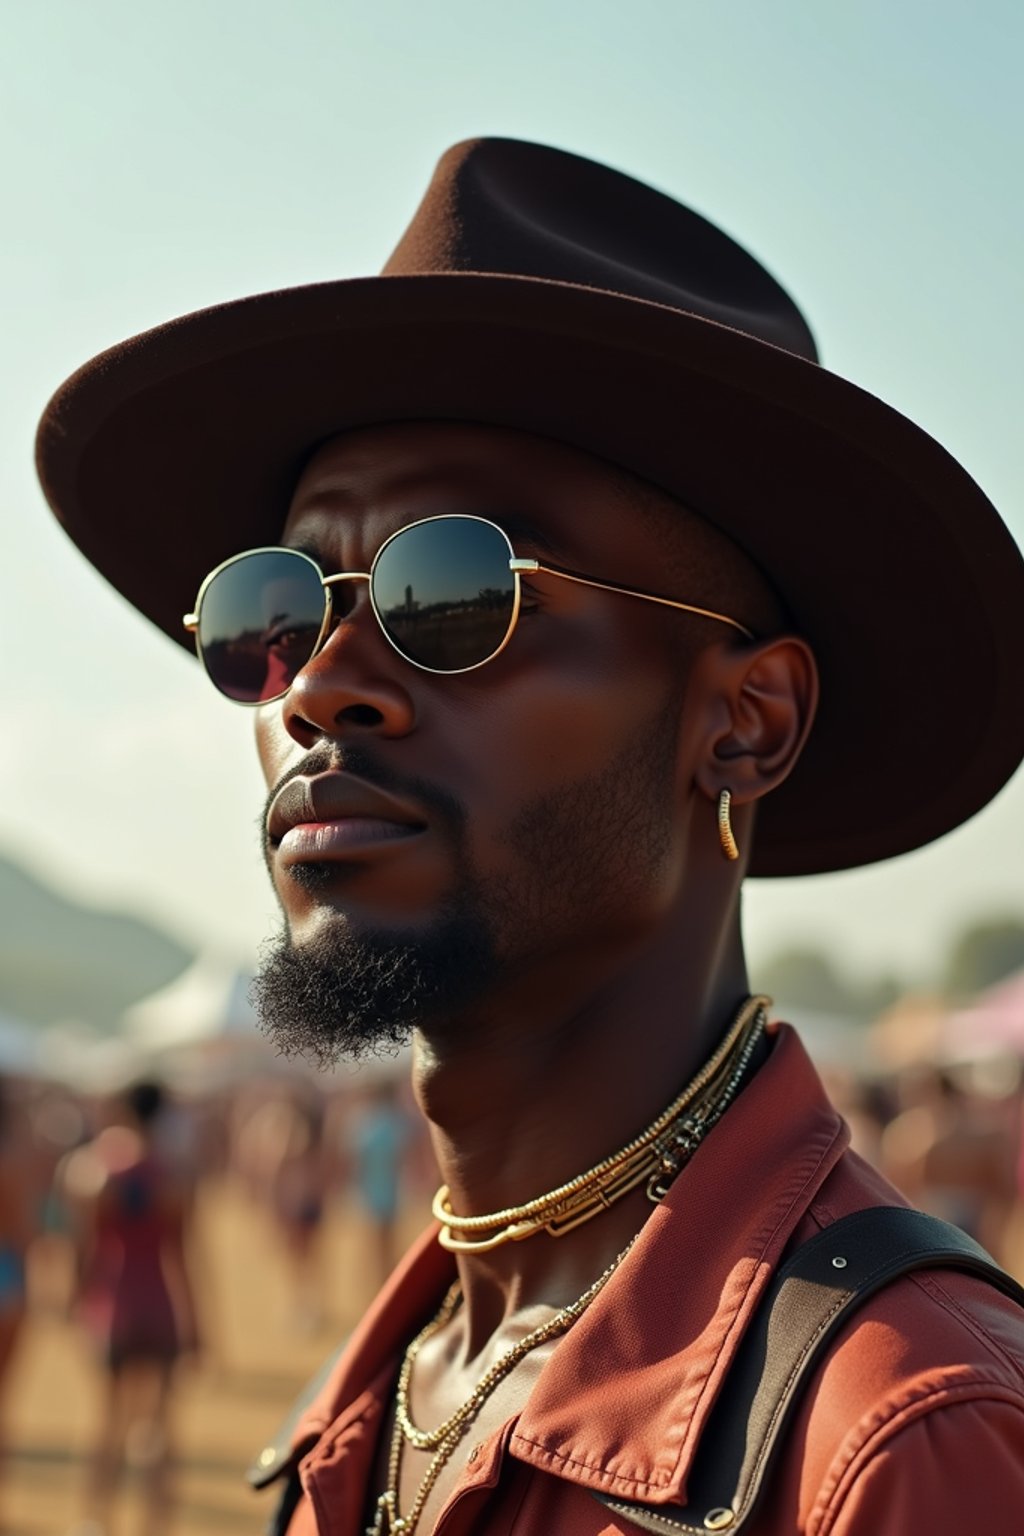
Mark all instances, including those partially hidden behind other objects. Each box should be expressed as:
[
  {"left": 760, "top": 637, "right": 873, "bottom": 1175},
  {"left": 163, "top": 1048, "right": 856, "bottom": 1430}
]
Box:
[{"left": 410, "top": 909, "right": 752, "bottom": 1346}]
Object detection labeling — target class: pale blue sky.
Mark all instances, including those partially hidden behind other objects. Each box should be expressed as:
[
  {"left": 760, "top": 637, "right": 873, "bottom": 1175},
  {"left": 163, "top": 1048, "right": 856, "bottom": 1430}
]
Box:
[{"left": 2, "top": 1, "right": 1022, "bottom": 988}]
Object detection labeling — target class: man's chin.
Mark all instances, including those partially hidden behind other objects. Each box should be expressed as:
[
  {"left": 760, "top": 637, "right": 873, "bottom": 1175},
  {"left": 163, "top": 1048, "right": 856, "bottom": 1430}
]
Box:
[{"left": 249, "top": 904, "right": 497, "bottom": 1070}]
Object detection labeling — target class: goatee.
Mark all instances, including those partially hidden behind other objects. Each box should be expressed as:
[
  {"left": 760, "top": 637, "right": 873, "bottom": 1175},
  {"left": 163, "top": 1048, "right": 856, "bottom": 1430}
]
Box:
[{"left": 250, "top": 900, "right": 497, "bottom": 1069}]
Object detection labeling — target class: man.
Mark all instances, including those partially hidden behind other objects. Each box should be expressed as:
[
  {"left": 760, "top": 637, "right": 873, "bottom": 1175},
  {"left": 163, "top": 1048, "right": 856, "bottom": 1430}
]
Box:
[{"left": 37, "top": 139, "right": 1024, "bottom": 1533}]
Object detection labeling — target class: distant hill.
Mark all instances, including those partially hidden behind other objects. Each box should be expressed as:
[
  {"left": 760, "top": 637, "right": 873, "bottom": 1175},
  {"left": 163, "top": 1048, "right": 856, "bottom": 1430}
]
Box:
[{"left": 0, "top": 854, "right": 195, "bottom": 1031}]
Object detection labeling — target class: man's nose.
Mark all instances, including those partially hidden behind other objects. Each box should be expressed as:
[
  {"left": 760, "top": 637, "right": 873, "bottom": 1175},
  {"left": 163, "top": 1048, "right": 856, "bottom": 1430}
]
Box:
[{"left": 279, "top": 597, "right": 417, "bottom": 748}]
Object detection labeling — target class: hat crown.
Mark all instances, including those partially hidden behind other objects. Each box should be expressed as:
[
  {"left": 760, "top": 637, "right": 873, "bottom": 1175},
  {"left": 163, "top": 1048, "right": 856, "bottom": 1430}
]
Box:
[
  {"left": 38, "top": 135, "right": 1024, "bottom": 876},
  {"left": 384, "top": 138, "right": 818, "bottom": 362}
]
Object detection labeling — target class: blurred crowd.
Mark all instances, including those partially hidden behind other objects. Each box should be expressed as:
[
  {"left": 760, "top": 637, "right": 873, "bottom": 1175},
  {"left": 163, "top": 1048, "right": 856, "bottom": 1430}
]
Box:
[
  {"left": 0, "top": 1064, "right": 433, "bottom": 1535},
  {"left": 0, "top": 1006, "right": 1021, "bottom": 1533},
  {"left": 825, "top": 1060, "right": 1024, "bottom": 1264}
]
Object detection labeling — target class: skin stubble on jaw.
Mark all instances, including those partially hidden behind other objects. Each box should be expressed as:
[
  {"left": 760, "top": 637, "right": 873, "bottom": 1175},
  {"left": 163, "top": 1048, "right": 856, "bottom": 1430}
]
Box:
[{"left": 249, "top": 687, "right": 686, "bottom": 1069}]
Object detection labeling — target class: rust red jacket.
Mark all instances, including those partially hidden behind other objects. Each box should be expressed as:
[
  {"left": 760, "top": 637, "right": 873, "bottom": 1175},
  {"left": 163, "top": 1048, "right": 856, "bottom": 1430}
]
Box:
[{"left": 256, "top": 1026, "right": 1024, "bottom": 1533}]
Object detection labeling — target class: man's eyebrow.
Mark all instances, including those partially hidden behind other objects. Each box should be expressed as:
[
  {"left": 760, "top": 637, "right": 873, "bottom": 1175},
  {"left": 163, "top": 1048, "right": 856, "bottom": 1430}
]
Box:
[
  {"left": 491, "top": 512, "right": 565, "bottom": 559},
  {"left": 288, "top": 516, "right": 568, "bottom": 565},
  {"left": 284, "top": 538, "right": 337, "bottom": 568}
]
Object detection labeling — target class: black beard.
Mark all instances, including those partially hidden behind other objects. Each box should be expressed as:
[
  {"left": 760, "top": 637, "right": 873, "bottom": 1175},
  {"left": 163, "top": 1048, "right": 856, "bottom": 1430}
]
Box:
[
  {"left": 251, "top": 743, "right": 498, "bottom": 1068},
  {"left": 249, "top": 895, "right": 497, "bottom": 1069}
]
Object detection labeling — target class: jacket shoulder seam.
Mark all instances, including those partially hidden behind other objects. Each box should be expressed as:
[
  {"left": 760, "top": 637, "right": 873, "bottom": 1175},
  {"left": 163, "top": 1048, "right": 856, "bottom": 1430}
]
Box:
[
  {"left": 810, "top": 1377, "right": 1024, "bottom": 1536},
  {"left": 798, "top": 1209, "right": 1024, "bottom": 1385},
  {"left": 910, "top": 1268, "right": 1024, "bottom": 1389}
]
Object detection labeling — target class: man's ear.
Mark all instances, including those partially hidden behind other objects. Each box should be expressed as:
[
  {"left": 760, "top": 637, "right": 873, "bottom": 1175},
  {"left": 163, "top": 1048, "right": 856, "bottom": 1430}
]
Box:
[{"left": 694, "top": 636, "right": 819, "bottom": 807}]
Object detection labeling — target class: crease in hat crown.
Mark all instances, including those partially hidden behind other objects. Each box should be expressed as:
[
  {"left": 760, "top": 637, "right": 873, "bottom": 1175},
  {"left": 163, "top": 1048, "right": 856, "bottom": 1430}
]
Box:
[{"left": 381, "top": 138, "right": 819, "bottom": 359}]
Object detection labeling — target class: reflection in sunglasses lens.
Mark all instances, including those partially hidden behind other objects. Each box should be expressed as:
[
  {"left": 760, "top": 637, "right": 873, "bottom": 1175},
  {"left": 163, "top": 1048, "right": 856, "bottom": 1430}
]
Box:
[
  {"left": 373, "top": 520, "right": 516, "bottom": 671},
  {"left": 199, "top": 552, "right": 326, "bottom": 702}
]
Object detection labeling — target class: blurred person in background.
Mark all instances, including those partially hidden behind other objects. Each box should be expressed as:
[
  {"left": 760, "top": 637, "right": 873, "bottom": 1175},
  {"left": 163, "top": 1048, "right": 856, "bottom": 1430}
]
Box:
[
  {"left": 36, "top": 138, "right": 1024, "bottom": 1535},
  {"left": 228, "top": 1081, "right": 278, "bottom": 1204},
  {"left": 882, "top": 1066, "right": 1019, "bottom": 1262},
  {"left": 232, "top": 1087, "right": 332, "bottom": 1331},
  {"left": 62, "top": 1079, "right": 198, "bottom": 1536},
  {"left": 26, "top": 1086, "right": 89, "bottom": 1311},
  {"left": 351, "top": 1079, "right": 411, "bottom": 1296},
  {"left": 0, "top": 1079, "right": 35, "bottom": 1509},
  {"left": 267, "top": 1093, "right": 330, "bottom": 1334}
]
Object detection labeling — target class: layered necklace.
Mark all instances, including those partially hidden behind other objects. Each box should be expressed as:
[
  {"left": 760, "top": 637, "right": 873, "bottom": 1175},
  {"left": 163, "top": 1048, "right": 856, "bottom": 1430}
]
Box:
[
  {"left": 434, "top": 992, "right": 770, "bottom": 1250},
  {"left": 366, "top": 994, "right": 770, "bottom": 1536}
]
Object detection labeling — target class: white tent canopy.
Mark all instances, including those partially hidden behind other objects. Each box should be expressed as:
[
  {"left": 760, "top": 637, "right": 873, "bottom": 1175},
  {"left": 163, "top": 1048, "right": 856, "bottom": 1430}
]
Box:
[
  {"left": 769, "top": 1006, "right": 867, "bottom": 1071},
  {"left": 122, "top": 952, "right": 261, "bottom": 1052}
]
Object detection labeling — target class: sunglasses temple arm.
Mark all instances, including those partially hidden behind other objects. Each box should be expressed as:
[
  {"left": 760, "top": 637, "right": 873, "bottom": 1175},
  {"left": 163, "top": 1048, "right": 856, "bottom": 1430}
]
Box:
[{"left": 518, "top": 560, "right": 753, "bottom": 640}]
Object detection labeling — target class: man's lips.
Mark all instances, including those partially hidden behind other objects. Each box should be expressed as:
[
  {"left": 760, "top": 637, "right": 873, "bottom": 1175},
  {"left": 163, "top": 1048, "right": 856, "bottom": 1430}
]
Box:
[{"left": 267, "top": 772, "right": 427, "bottom": 860}]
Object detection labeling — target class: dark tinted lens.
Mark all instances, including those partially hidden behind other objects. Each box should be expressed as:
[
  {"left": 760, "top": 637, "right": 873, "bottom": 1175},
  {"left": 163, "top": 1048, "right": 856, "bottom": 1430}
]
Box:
[
  {"left": 371, "top": 518, "right": 516, "bottom": 671},
  {"left": 197, "top": 550, "right": 326, "bottom": 702}
]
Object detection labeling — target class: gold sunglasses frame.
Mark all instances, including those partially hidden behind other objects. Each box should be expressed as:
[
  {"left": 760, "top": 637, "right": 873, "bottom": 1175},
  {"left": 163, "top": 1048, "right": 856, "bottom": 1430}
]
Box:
[{"left": 183, "top": 513, "right": 753, "bottom": 703}]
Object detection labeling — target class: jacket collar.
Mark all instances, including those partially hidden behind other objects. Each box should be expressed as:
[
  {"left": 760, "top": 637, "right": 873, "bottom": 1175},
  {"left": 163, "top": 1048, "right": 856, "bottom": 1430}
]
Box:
[
  {"left": 508, "top": 1025, "right": 846, "bottom": 1505},
  {"left": 287, "top": 1025, "right": 846, "bottom": 1509}
]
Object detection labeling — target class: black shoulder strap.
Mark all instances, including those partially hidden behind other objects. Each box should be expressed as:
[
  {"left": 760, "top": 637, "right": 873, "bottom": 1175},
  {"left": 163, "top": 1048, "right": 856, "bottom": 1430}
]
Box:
[{"left": 596, "top": 1206, "right": 1024, "bottom": 1535}]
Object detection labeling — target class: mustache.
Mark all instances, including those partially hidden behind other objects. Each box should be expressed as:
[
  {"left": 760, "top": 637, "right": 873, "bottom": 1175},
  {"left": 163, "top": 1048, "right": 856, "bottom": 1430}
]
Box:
[{"left": 258, "top": 743, "right": 467, "bottom": 856}]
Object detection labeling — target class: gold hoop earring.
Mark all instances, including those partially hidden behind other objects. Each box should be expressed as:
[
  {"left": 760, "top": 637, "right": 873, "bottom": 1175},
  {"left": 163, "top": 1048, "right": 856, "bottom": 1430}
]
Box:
[{"left": 718, "top": 788, "right": 740, "bottom": 862}]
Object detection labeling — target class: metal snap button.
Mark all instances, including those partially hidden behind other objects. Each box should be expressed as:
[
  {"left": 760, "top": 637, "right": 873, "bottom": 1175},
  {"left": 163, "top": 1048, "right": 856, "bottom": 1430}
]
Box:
[
  {"left": 832, "top": 1256, "right": 848, "bottom": 1269},
  {"left": 704, "top": 1508, "right": 735, "bottom": 1530}
]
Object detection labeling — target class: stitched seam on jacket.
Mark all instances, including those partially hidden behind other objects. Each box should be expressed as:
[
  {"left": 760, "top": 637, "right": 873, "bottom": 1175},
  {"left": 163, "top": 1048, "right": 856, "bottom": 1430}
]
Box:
[
  {"left": 911, "top": 1270, "right": 1024, "bottom": 1392},
  {"left": 668, "top": 1120, "right": 846, "bottom": 1489},
  {"left": 739, "top": 1242, "right": 937, "bottom": 1515},
  {"left": 810, "top": 1378, "right": 1024, "bottom": 1536},
  {"left": 510, "top": 1121, "right": 847, "bottom": 1501},
  {"left": 506, "top": 1437, "right": 656, "bottom": 1499},
  {"left": 787, "top": 1242, "right": 1024, "bottom": 1400}
]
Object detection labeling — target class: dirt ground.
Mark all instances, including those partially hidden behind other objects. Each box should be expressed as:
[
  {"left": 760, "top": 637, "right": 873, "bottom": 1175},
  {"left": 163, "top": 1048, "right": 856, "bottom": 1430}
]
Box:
[{"left": 0, "top": 1179, "right": 424, "bottom": 1536}]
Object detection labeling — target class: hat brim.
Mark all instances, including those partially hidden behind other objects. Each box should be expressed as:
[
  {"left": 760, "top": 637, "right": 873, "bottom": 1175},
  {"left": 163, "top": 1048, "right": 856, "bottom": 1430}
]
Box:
[{"left": 36, "top": 272, "right": 1024, "bottom": 877}]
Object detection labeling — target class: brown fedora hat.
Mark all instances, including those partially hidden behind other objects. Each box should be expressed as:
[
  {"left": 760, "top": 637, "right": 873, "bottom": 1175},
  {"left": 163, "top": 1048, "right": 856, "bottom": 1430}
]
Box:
[{"left": 35, "top": 137, "right": 1024, "bottom": 877}]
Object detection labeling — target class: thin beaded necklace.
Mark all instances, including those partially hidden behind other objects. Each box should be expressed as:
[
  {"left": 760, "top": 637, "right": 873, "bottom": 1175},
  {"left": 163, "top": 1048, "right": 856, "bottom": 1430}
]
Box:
[
  {"left": 365, "top": 1238, "right": 636, "bottom": 1536},
  {"left": 367, "top": 995, "right": 771, "bottom": 1534}
]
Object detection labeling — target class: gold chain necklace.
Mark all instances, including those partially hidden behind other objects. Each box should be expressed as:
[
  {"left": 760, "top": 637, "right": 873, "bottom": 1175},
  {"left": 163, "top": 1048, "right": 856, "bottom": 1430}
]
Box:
[
  {"left": 366, "top": 998, "right": 771, "bottom": 1532},
  {"left": 365, "top": 1238, "right": 636, "bottom": 1536},
  {"left": 433, "top": 995, "right": 770, "bottom": 1252}
]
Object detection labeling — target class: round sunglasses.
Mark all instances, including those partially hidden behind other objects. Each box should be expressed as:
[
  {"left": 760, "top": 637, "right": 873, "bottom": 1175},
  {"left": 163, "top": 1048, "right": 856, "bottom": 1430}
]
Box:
[{"left": 183, "top": 514, "right": 753, "bottom": 704}]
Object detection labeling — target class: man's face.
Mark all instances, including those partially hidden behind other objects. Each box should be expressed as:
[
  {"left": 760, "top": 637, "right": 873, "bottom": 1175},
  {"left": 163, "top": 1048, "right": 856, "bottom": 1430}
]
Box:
[{"left": 252, "top": 422, "right": 712, "bottom": 1063}]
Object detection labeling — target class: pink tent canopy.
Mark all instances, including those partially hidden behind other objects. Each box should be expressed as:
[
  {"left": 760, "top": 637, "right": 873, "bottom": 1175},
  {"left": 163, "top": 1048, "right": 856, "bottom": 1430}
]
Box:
[{"left": 945, "top": 969, "right": 1024, "bottom": 1057}]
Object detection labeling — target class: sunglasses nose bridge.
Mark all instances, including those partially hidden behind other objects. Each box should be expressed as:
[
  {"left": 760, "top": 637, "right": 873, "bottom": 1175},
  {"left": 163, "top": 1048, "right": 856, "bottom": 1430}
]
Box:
[{"left": 321, "top": 569, "right": 371, "bottom": 621}]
